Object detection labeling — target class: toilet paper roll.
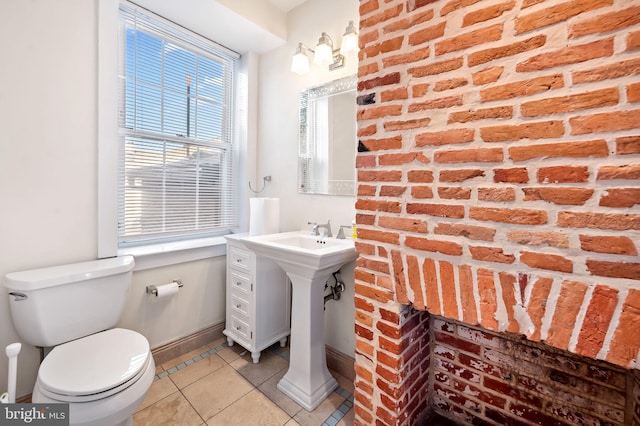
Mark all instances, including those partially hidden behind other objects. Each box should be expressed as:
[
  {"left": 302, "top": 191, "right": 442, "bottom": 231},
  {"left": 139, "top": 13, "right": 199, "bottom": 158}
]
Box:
[
  {"left": 155, "top": 282, "right": 179, "bottom": 298},
  {"left": 249, "top": 197, "right": 280, "bottom": 236}
]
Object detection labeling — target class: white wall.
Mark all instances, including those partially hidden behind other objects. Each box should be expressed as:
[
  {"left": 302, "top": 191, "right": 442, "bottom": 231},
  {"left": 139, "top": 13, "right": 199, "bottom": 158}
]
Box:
[
  {"left": 0, "top": 0, "right": 359, "bottom": 398},
  {"left": 257, "top": 0, "right": 360, "bottom": 356}
]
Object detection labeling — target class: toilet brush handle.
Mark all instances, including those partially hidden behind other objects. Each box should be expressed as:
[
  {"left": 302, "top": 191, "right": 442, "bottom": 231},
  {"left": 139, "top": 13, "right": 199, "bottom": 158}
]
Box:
[{"left": 6, "top": 343, "right": 21, "bottom": 404}]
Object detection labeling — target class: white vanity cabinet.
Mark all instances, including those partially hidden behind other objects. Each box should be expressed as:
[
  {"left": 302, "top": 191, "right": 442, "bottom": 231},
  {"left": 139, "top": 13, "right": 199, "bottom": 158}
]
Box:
[{"left": 223, "top": 234, "right": 291, "bottom": 363}]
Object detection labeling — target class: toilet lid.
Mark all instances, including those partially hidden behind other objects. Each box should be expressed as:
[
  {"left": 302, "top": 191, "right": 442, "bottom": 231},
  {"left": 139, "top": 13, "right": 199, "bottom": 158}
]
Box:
[{"left": 39, "top": 328, "right": 150, "bottom": 397}]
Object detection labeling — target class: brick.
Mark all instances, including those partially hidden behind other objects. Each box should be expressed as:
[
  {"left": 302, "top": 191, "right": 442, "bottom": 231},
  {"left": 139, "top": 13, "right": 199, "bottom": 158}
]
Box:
[
  {"left": 478, "top": 268, "right": 499, "bottom": 330},
  {"left": 494, "top": 167, "right": 528, "bottom": 183},
  {"left": 390, "top": 250, "right": 409, "bottom": 305},
  {"left": 383, "top": 47, "right": 432, "bottom": 67},
  {"left": 472, "top": 66, "right": 504, "bottom": 85},
  {"left": 409, "top": 95, "right": 463, "bottom": 112},
  {"left": 406, "top": 255, "right": 425, "bottom": 310},
  {"left": 616, "top": 136, "right": 640, "bottom": 154},
  {"left": 500, "top": 272, "right": 520, "bottom": 333},
  {"left": 509, "top": 140, "right": 609, "bottom": 161},
  {"left": 358, "top": 170, "right": 402, "bottom": 182},
  {"left": 358, "top": 136, "right": 403, "bottom": 151},
  {"left": 440, "top": 169, "right": 485, "bottom": 182},
  {"left": 358, "top": 72, "right": 401, "bottom": 91},
  {"left": 408, "top": 57, "right": 464, "bottom": 78},
  {"left": 520, "top": 250, "right": 573, "bottom": 273},
  {"left": 358, "top": 61, "right": 379, "bottom": 78},
  {"left": 434, "top": 223, "right": 496, "bottom": 241},
  {"left": 580, "top": 235, "right": 638, "bottom": 256},
  {"left": 470, "top": 207, "right": 547, "bottom": 225},
  {"left": 527, "top": 277, "right": 554, "bottom": 341},
  {"left": 358, "top": 104, "right": 402, "bottom": 120},
  {"left": 599, "top": 188, "right": 640, "bottom": 208},
  {"left": 433, "top": 78, "right": 468, "bottom": 92},
  {"left": 572, "top": 57, "right": 640, "bottom": 83},
  {"left": 462, "top": 1, "right": 515, "bottom": 27},
  {"left": 478, "top": 187, "right": 516, "bottom": 202},
  {"left": 570, "top": 109, "right": 640, "bottom": 135},
  {"left": 440, "top": 261, "right": 458, "bottom": 319},
  {"left": 435, "top": 331, "right": 482, "bottom": 354},
  {"left": 357, "top": 228, "right": 401, "bottom": 245},
  {"left": 607, "top": 289, "right": 640, "bottom": 367},
  {"left": 570, "top": 6, "right": 640, "bottom": 38},
  {"left": 423, "top": 258, "right": 441, "bottom": 315},
  {"left": 379, "top": 153, "right": 417, "bottom": 165},
  {"left": 516, "top": 38, "right": 613, "bottom": 72},
  {"left": 411, "top": 186, "right": 434, "bottom": 198},
  {"left": 586, "top": 260, "right": 640, "bottom": 280},
  {"left": 434, "top": 147, "right": 503, "bottom": 163},
  {"left": 381, "top": 87, "right": 408, "bottom": 102},
  {"left": 522, "top": 187, "right": 594, "bottom": 205},
  {"left": 507, "top": 230, "right": 570, "bottom": 248},
  {"left": 558, "top": 212, "right": 640, "bottom": 230},
  {"left": 384, "top": 9, "right": 435, "bottom": 34},
  {"left": 358, "top": 124, "right": 377, "bottom": 137},
  {"left": 435, "top": 24, "right": 503, "bottom": 56},
  {"left": 407, "top": 203, "right": 465, "bottom": 218},
  {"left": 480, "top": 74, "right": 564, "bottom": 102},
  {"left": 412, "top": 82, "right": 430, "bottom": 97},
  {"left": 407, "top": 170, "right": 434, "bottom": 183},
  {"left": 415, "top": 128, "right": 474, "bottom": 147},
  {"left": 405, "top": 236, "right": 463, "bottom": 256},
  {"left": 441, "top": 0, "right": 482, "bottom": 16},
  {"left": 537, "top": 166, "right": 589, "bottom": 183},
  {"left": 597, "top": 164, "right": 640, "bottom": 180},
  {"left": 356, "top": 199, "right": 402, "bottom": 213},
  {"left": 360, "top": 4, "right": 404, "bottom": 30},
  {"left": 448, "top": 106, "right": 512, "bottom": 123},
  {"left": 546, "top": 280, "right": 588, "bottom": 349},
  {"left": 514, "top": 0, "right": 612, "bottom": 34},
  {"left": 628, "top": 82, "right": 640, "bottom": 102},
  {"left": 469, "top": 34, "right": 546, "bottom": 67},
  {"left": 379, "top": 216, "right": 428, "bottom": 233},
  {"left": 438, "top": 187, "right": 471, "bottom": 199},
  {"left": 459, "top": 265, "right": 478, "bottom": 325},
  {"left": 365, "top": 36, "right": 404, "bottom": 59},
  {"left": 408, "top": 22, "right": 446, "bottom": 46},
  {"left": 384, "top": 117, "right": 431, "bottom": 131},
  {"left": 407, "top": 0, "right": 438, "bottom": 12},
  {"left": 481, "top": 121, "right": 564, "bottom": 142},
  {"left": 628, "top": 30, "right": 640, "bottom": 51},
  {"left": 575, "top": 285, "right": 619, "bottom": 358},
  {"left": 521, "top": 87, "right": 619, "bottom": 117},
  {"left": 470, "top": 246, "right": 515, "bottom": 264}
]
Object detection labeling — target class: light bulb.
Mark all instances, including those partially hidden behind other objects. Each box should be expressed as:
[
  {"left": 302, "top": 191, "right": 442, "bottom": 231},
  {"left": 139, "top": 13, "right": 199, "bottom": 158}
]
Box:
[
  {"left": 314, "top": 32, "right": 333, "bottom": 66},
  {"left": 340, "top": 21, "right": 359, "bottom": 56},
  {"left": 291, "top": 43, "right": 310, "bottom": 74}
]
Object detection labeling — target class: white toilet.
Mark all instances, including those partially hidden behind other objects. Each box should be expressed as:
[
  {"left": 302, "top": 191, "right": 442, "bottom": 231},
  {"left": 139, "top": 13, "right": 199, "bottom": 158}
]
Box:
[{"left": 4, "top": 255, "right": 155, "bottom": 426}]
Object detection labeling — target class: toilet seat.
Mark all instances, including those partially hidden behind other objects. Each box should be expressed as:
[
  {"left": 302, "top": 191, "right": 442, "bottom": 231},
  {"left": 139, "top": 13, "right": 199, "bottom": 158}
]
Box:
[{"left": 38, "top": 328, "right": 151, "bottom": 403}]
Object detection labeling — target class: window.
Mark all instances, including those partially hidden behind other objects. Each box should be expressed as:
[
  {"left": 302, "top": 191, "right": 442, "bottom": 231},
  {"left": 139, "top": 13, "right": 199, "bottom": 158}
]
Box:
[{"left": 117, "top": 3, "right": 238, "bottom": 248}]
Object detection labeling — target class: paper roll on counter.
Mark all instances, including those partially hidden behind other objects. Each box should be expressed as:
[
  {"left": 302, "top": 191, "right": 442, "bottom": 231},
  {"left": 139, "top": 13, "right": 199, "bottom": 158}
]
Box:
[{"left": 249, "top": 197, "right": 280, "bottom": 236}]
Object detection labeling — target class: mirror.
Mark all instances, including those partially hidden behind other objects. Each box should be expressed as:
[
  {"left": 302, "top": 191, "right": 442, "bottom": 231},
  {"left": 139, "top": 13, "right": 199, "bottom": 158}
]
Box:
[{"left": 298, "top": 75, "right": 357, "bottom": 196}]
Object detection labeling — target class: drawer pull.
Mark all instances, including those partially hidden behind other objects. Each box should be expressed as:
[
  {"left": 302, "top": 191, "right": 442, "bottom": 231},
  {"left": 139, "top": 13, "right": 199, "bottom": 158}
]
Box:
[
  {"left": 236, "top": 303, "right": 242, "bottom": 309},
  {"left": 235, "top": 325, "right": 242, "bottom": 331},
  {"left": 236, "top": 281, "right": 242, "bottom": 286},
  {"left": 236, "top": 258, "right": 243, "bottom": 263}
]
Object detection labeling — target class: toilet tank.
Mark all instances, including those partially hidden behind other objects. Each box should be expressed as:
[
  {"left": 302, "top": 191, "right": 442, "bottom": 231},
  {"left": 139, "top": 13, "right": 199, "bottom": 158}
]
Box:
[{"left": 4, "top": 256, "right": 135, "bottom": 347}]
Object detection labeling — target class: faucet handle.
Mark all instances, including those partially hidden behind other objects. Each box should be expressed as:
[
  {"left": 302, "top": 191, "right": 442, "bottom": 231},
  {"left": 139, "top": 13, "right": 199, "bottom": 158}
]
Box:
[
  {"left": 307, "top": 221, "right": 319, "bottom": 235},
  {"left": 336, "top": 225, "right": 351, "bottom": 239}
]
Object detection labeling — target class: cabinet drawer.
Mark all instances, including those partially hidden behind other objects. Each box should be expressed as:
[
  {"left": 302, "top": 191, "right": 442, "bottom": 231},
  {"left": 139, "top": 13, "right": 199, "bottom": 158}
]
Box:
[
  {"left": 230, "top": 294, "right": 250, "bottom": 316},
  {"left": 229, "top": 270, "right": 252, "bottom": 294},
  {"left": 229, "top": 246, "right": 251, "bottom": 273},
  {"left": 229, "top": 316, "right": 251, "bottom": 341}
]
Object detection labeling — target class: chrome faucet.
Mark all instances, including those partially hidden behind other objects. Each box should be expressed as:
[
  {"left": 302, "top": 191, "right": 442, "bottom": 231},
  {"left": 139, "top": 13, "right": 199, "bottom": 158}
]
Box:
[{"left": 308, "top": 220, "right": 332, "bottom": 237}]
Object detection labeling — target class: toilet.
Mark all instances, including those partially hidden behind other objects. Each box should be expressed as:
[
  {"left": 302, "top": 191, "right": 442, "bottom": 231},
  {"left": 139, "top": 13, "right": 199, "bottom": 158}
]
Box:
[{"left": 4, "top": 255, "right": 154, "bottom": 426}]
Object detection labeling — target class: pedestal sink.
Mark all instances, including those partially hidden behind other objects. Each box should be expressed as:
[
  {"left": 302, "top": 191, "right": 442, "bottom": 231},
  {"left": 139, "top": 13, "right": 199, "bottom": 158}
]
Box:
[{"left": 241, "top": 231, "right": 357, "bottom": 411}]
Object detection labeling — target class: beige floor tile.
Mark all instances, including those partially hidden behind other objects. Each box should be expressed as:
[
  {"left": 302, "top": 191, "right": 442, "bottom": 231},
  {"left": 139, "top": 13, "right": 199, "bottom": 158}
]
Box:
[
  {"left": 170, "top": 353, "right": 226, "bottom": 389},
  {"left": 133, "top": 392, "right": 203, "bottom": 426},
  {"left": 182, "top": 365, "right": 254, "bottom": 421},
  {"left": 293, "top": 392, "right": 346, "bottom": 426},
  {"left": 207, "top": 337, "right": 226, "bottom": 349},
  {"left": 284, "top": 419, "right": 301, "bottom": 426},
  {"left": 216, "top": 342, "right": 248, "bottom": 364},
  {"left": 336, "top": 408, "right": 354, "bottom": 426},
  {"left": 257, "top": 369, "right": 303, "bottom": 418},
  {"left": 332, "top": 371, "right": 354, "bottom": 395},
  {"left": 160, "top": 345, "right": 211, "bottom": 371},
  {"left": 135, "top": 376, "right": 178, "bottom": 413},
  {"left": 230, "top": 349, "right": 288, "bottom": 386},
  {"left": 206, "top": 389, "right": 291, "bottom": 426}
]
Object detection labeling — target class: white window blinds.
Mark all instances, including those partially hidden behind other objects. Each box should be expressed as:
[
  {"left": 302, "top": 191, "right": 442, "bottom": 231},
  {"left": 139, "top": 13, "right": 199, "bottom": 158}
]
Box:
[{"left": 118, "top": 3, "right": 238, "bottom": 246}]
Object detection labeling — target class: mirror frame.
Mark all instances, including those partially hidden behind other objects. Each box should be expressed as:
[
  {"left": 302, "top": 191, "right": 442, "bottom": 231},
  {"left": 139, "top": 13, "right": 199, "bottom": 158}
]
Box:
[{"left": 298, "top": 75, "right": 357, "bottom": 196}]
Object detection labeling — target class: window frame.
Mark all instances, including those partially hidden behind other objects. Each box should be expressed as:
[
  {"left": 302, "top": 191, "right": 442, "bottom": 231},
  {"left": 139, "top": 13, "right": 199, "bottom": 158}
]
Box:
[{"left": 98, "top": 0, "right": 247, "bottom": 269}]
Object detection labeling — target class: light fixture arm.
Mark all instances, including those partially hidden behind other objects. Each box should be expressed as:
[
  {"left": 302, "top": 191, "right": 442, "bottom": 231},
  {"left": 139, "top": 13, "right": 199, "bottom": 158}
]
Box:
[{"left": 291, "top": 21, "right": 357, "bottom": 74}]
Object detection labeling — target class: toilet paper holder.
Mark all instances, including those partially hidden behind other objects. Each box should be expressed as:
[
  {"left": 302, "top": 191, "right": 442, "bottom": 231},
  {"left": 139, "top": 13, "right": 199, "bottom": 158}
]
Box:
[{"left": 146, "top": 280, "right": 183, "bottom": 296}]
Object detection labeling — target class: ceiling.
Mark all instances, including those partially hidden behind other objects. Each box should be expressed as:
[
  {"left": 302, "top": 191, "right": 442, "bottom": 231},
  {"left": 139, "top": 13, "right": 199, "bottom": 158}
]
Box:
[{"left": 267, "top": 0, "right": 308, "bottom": 12}]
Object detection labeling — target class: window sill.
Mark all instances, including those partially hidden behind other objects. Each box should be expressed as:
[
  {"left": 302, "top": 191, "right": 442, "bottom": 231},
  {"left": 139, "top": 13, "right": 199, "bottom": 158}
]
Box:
[{"left": 118, "top": 236, "right": 228, "bottom": 271}]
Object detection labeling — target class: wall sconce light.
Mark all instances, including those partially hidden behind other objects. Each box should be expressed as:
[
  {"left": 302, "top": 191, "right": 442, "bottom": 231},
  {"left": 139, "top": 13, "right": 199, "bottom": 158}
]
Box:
[{"left": 291, "top": 21, "right": 359, "bottom": 75}]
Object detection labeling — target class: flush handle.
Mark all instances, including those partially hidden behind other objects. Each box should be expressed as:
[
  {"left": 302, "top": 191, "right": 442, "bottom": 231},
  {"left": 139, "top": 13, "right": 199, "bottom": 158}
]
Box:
[{"left": 8, "top": 292, "right": 27, "bottom": 302}]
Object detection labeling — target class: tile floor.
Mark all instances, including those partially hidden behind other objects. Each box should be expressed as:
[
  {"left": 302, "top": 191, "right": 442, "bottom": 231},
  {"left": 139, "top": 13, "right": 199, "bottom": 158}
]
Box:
[{"left": 133, "top": 338, "right": 355, "bottom": 426}]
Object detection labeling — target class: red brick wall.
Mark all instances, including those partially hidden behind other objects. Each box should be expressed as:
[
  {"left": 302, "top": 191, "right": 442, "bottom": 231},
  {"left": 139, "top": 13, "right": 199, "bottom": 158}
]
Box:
[{"left": 354, "top": 0, "right": 640, "bottom": 424}]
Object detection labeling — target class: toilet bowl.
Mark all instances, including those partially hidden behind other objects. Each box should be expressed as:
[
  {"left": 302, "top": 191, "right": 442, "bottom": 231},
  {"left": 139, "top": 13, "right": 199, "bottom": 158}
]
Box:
[
  {"left": 32, "top": 329, "right": 155, "bottom": 426},
  {"left": 4, "top": 256, "right": 154, "bottom": 426}
]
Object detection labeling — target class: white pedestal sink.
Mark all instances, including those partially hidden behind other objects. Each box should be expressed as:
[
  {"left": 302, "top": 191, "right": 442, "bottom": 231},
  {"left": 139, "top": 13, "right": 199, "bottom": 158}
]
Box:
[{"left": 241, "top": 231, "right": 357, "bottom": 411}]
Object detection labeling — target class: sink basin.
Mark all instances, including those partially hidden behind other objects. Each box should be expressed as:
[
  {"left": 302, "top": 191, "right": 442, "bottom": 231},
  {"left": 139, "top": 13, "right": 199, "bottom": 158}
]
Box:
[
  {"left": 242, "top": 231, "right": 356, "bottom": 279},
  {"left": 241, "top": 231, "right": 357, "bottom": 411}
]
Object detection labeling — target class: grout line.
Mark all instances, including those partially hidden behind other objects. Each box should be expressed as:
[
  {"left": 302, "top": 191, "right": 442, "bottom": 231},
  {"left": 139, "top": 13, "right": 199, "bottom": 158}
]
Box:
[{"left": 157, "top": 342, "right": 354, "bottom": 425}]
